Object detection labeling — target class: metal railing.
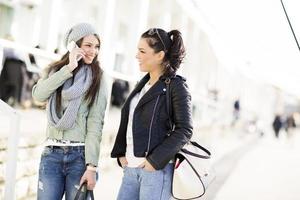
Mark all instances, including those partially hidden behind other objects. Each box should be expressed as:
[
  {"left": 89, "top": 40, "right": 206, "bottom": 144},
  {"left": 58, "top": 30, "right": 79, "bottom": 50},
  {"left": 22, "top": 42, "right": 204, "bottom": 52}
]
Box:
[{"left": 0, "top": 100, "right": 20, "bottom": 200}]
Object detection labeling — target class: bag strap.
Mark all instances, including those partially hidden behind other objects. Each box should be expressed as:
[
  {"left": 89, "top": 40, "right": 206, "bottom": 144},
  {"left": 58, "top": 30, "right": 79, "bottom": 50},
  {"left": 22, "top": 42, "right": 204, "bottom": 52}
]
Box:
[
  {"left": 165, "top": 78, "right": 173, "bottom": 130},
  {"left": 89, "top": 189, "right": 94, "bottom": 200},
  {"left": 90, "top": 190, "right": 94, "bottom": 200},
  {"left": 181, "top": 141, "right": 211, "bottom": 159},
  {"left": 74, "top": 182, "right": 94, "bottom": 200}
]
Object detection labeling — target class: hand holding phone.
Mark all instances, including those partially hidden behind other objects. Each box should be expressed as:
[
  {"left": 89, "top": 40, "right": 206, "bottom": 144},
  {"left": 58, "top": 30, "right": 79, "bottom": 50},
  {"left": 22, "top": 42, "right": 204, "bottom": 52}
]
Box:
[
  {"left": 67, "top": 41, "right": 83, "bottom": 61},
  {"left": 67, "top": 41, "right": 85, "bottom": 72}
]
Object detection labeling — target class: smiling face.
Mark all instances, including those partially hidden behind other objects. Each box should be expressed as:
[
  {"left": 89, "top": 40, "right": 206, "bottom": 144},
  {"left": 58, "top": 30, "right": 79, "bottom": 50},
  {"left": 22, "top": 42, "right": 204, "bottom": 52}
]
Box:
[
  {"left": 135, "top": 38, "right": 165, "bottom": 73},
  {"left": 80, "top": 34, "right": 100, "bottom": 64}
]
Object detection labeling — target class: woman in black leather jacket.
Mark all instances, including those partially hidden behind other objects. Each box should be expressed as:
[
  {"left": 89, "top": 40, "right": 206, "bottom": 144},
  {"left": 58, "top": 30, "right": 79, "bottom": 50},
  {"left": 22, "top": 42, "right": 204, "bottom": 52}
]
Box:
[{"left": 111, "top": 28, "right": 193, "bottom": 200}]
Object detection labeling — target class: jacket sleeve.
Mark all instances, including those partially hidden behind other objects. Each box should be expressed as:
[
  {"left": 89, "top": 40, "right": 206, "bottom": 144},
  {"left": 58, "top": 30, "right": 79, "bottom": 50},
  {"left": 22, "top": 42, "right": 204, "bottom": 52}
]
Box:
[
  {"left": 32, "top": 66, "right": 73, "bottom": 102},
  {"left": 146, "top": 79, "right": 193, "bottom": 170},
  {"left": 84, "top": 72, "right": 109, "bottom": 166}
]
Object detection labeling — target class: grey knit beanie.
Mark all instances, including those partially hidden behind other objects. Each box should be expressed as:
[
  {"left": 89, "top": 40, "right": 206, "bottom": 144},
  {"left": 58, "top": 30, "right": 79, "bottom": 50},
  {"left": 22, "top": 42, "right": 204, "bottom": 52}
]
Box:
[{"left": 64, "top": 23, "right": 97, "bottom": 47}]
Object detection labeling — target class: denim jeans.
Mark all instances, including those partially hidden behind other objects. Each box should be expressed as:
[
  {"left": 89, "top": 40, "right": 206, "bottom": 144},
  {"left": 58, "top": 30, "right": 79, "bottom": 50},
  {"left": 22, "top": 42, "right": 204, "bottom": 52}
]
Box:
[
  {"left": 37, "top": 146, "right": 86, "bottom": 200},
  {"left": 117, "top": 163, "right": 174, "bottom": 200}
]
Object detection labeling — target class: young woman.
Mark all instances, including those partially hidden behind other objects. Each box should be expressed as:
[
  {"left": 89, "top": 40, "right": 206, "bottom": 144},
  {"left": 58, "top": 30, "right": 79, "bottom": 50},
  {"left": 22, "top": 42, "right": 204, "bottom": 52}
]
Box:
[
  {"left": 111, "top": 28, "right": 193, "bottom": 200},
  {"left": 32, "top": 23, "right": 108, "bottom": 200}
]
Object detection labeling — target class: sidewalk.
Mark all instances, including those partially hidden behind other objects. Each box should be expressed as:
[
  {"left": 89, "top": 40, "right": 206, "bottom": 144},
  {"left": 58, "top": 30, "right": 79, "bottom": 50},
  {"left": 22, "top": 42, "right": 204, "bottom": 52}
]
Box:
[{"left": 212, "top": 130, "right": 300, "bottom": 200}]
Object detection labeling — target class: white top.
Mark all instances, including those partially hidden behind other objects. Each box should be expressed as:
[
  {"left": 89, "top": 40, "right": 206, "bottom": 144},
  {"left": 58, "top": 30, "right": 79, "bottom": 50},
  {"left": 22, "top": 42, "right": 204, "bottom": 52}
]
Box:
[{"left": 126, "top": 82, "right": 152, "bottom": 167}]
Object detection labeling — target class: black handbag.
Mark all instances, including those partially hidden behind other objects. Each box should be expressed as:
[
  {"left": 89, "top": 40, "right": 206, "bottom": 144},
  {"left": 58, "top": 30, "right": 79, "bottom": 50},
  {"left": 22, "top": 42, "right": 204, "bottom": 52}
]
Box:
[
  {"left": 165, "top": 78, "right": 215, "bottom": 200},
  {"left": 74, "top": 182, "right": 94, "bottom": 200}
]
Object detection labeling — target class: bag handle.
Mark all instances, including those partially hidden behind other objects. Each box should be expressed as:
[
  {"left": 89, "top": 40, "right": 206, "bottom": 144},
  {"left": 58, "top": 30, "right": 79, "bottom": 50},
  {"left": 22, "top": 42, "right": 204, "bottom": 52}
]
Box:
[
  {"left": 181, "top": 141, "right": 211, "bottom": 159},
  {"left": 74, "top": 182, "right": 94, "bottom": 200}
]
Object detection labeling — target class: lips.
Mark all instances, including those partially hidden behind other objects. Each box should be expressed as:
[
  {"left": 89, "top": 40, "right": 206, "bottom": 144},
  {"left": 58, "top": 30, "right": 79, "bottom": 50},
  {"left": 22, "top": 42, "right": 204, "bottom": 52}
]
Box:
[{"left": 85, "top": 56, "right": 94, "bottom": 60}]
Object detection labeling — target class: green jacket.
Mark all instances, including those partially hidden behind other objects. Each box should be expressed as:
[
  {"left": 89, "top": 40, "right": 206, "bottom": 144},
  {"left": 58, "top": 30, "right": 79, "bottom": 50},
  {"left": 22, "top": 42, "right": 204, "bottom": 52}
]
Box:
[{"left": 32, "top": 65, "right": 108, "bottom": 166}]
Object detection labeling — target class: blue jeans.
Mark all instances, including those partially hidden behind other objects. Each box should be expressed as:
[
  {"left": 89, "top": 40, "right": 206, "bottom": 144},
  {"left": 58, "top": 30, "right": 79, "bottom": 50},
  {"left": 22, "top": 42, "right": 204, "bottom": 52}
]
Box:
[
  {"left": 37, "top": 146, "right": 86, "bottom": 200},
  {"left": 117, "top": 163, "right": 174, "bottom": 200}
]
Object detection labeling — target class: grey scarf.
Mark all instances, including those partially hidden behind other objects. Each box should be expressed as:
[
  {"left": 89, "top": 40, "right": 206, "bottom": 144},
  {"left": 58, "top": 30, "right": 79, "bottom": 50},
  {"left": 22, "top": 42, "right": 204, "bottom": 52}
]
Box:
[{"left": 47, "top": 65, "right": 92, "bottom": 130}]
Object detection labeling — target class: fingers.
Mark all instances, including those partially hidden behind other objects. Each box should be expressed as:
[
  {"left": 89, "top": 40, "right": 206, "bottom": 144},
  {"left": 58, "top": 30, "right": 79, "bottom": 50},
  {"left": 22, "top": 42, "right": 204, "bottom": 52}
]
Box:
[
  {"left": 86, "top": 179, "right": 96, "bottom": 190},
  {"left": 75, "top": 50, "right": 86, "bottom": 60},
  {"left": 71, "top": 48, "right": 85, "bottom": 56},
  {"left": 73, "top": 49, "right": 86, "bottom": 61},
  {"left": 79, "top": 176, "right": 86, "bottom": 187},
  {"left": 122, "top": 161, "right": 128, "bottom": 168},
  {"left": 142, "top": 160, "right": 156, "bottom": 172},
  {"left": 86, "top": 175, "right": 96, "bottom": 190},
  {"left": 139, "top": 161, "right": 155, "bottom": 171},
  {"left": 83, "top": 170, "right": 96, "bottom": 190},
  {"left": 119, "top": 157, "right": 128, "bottom": 168},
  {"left": 138, "top": 161, "right": 145, "bottom": 168},
  {"left": 69, "top": 48, "right": 86, "bottom": 63},
  {"left": 79, "top": 170, "right": 96, "bottom": 191},
  {"left": 67, "top": 48, "right": 86, "bottom": 72}
]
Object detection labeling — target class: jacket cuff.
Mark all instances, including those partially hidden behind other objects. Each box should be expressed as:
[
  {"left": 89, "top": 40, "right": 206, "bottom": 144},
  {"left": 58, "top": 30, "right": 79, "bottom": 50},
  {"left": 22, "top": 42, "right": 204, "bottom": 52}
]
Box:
[
  {"left": 60, "top": 65, "right": 73, "bottom": 78},
  {"left": 146, "top": 156, "right": 160, "bottom": 170},
  {"left": 117, "top": 158, "right": 122, "bottom": 168}
]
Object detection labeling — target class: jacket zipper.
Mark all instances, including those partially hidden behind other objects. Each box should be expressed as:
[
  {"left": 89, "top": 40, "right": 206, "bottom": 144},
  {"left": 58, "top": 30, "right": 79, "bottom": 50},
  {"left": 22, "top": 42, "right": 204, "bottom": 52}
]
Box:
[{"left": 145, "top": 95, "right": 161, "bottom": 156}]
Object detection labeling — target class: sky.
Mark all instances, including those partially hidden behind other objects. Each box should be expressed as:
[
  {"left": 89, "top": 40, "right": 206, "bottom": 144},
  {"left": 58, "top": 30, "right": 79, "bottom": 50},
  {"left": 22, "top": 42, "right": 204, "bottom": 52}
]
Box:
[{"left": 194, "top": 0, "right": 300, "bottom": 97}]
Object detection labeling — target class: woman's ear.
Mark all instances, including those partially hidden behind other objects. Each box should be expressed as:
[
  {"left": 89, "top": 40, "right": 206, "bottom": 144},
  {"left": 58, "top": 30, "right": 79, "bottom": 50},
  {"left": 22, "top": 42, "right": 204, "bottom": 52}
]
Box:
[{"left": 157, "top": 50, "right": 165, "bottom": 61}]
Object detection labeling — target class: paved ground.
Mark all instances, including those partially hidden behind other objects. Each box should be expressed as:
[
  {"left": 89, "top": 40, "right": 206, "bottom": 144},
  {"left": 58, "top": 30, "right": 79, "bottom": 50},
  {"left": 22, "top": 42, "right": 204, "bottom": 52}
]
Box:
[
  {"left": 212, "top": 132, "right": 300, "bottom": 200},
  {"left": 95, "top": 128, "right": 300, "bottom": 200},
  {"left": 1, "top": 108, "right": 300, "bottom": 200}
]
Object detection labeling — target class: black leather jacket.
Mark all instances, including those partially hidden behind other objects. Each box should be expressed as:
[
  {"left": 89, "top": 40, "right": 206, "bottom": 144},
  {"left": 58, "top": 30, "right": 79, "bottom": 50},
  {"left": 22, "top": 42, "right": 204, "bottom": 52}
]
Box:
[{"left": 111, "top": 73, "right": 193, "bottom": 170}]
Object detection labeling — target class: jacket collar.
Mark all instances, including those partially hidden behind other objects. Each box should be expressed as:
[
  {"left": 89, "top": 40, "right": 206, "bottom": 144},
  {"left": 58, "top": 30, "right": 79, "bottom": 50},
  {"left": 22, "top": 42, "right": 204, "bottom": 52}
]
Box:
[
  {"left": 135, "top": 78, "right": 167, "bottom": 110},
  {"left": 124, "top": 73, "right": 171, "bottom": 110},
  {"left": 124, "top": 73, "right": 179, "bottom": 109},
  {"left": 159, "top": 73, "right": 176, "bottom": 82}
]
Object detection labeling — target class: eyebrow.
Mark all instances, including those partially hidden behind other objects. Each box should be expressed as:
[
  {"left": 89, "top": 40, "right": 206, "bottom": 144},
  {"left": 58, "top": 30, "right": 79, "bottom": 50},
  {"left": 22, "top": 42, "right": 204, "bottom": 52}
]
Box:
[{"left": 83, "top": 42, "right": 100, "bottom": 45}]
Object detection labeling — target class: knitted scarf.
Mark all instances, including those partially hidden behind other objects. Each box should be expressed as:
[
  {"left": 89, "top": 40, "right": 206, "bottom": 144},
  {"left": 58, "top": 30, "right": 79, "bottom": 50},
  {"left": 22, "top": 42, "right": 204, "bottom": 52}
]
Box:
[{"left": 47, "top": 65, "right": 92, "bottom": 130}]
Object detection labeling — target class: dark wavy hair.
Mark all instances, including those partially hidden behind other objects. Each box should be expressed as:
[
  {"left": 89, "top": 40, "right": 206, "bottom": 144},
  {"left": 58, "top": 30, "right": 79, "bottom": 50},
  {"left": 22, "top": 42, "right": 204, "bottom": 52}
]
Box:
[
  {"left": 47, "top": 34, "right": 102, "bottom": 112},
  {"left": 141, "top": 28, "right": 186, "bottom": 76}
]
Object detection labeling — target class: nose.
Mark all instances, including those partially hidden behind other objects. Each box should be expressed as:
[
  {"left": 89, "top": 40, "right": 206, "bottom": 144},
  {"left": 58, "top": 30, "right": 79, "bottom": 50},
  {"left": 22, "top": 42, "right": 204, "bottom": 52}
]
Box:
[{"left": 135, "top": 52, "right": 139, "bottom": 59}]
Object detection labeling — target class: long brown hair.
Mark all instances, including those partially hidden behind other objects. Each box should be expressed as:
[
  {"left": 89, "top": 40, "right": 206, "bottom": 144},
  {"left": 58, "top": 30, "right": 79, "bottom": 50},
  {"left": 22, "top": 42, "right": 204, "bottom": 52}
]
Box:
[{"left": 48, "top": 35, "right": 102, "bottom": 112}]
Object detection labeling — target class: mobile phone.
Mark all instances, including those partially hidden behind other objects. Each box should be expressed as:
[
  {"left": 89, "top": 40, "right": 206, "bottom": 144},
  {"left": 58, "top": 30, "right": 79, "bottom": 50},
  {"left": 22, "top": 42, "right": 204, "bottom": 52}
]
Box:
[{"left": 67, "top": 41, "right": 82, "bottom": 61}]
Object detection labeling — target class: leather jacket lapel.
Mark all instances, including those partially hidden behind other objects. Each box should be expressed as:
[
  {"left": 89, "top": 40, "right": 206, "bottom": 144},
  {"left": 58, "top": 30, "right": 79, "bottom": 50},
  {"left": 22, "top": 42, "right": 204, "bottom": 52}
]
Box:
[
  {"left": 135, "top": 80, "right": 166, "bottom": 110},
  {"left": 122, "top": 73, "right": 150, "bottom": 108}
]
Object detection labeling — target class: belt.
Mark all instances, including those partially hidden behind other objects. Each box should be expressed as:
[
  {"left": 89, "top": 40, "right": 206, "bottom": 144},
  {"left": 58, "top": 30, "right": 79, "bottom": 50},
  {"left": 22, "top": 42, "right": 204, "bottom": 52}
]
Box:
[
  {"left": 46, "top": 145, "right": 85, "bottom": 152},
  {"left": 45, "top": 138, "right": 85, "bottom": 146},
  {"left": 52, "top": 139, "right": 83, "bottom": 144}
]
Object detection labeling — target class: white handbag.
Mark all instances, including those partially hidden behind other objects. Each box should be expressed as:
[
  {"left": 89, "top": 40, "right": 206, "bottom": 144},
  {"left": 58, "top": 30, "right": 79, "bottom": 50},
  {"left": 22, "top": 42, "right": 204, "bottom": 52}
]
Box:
[
  {"left": 172, "top": 141, "right": 214, "bottom": 200},
  {"left": 164, "top": 78, "right": 215, "bottom": 200}
]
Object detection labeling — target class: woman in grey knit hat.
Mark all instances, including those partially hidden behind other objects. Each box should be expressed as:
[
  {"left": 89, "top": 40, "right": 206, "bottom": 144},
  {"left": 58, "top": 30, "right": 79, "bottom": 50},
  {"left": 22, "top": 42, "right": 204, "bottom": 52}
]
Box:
[{"left": 32, "top": 22, "right": 108, "bottom": 200}]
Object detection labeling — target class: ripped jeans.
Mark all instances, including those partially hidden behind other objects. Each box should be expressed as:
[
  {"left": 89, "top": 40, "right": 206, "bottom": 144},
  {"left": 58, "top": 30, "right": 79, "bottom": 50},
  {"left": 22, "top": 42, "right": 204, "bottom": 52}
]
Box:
[{"left": 37, "top": 146, "right": 86, "bottom": 200}]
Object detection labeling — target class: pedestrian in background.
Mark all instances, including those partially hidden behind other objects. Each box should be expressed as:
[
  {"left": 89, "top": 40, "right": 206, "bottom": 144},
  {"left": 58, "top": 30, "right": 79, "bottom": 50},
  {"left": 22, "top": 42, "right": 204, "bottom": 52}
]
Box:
[
  {"left": 111, "top": 28, "right": 193, "bottom": 200},
  {"left": 32, "top": 22, "right": 108, "bottom": 200},
  {"left": 272, "top": 114, "right": 282, "bottom": 138},
  {"left": 231, "top": 99, "right": 240, "bottom": 127},
  {"left": 285, "top": 113, "right": 296, "bottom": 139}
]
